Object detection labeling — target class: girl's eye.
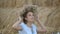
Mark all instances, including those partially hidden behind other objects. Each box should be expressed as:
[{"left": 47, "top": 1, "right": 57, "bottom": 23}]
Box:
[
  {"left": 29, "top": 14, "right": 31, "bottom": 16},
  {"left": 33, "top": 15, "right": 34, "bottom": 16}
]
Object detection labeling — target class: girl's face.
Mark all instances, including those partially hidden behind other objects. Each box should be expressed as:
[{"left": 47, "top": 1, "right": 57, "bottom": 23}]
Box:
[{"left": 25, "top": 12, "right": 34, "bottom": 22}]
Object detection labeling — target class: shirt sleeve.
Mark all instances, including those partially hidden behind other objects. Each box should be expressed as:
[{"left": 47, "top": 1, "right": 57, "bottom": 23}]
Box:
[{"left": 19, "top": 22, "right": 24, "bottom": 27}]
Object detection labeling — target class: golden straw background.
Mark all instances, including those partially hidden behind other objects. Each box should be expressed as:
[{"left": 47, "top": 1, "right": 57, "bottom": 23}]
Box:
[{"left": 0, "top": 0, "right": 60, "bottom": 34}]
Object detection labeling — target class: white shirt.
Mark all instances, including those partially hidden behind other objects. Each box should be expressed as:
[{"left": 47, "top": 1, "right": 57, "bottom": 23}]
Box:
[{"left": 18, "top": 22, "right": 37, "bottom": 34}]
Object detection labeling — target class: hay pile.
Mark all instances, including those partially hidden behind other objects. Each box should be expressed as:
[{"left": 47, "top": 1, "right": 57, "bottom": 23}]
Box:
[{"left": 0, "top": 0, "right": 60, "bottom": 34}]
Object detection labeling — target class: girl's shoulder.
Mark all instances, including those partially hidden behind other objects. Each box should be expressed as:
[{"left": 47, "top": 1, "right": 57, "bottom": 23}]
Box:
[
  {"left": 19, "top": 22, "right": 25, "bottom": 26},
  {"left": 32, "top": 24, "right": 37, "bottom": 29}
]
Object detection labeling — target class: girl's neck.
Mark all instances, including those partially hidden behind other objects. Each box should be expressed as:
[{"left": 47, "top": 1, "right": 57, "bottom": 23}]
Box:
[{"left": 26, "top": 21, "right": 32, "bottom": 28}]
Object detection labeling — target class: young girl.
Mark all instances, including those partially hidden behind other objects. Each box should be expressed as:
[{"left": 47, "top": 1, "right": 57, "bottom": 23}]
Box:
[{"left": 12, "top": 7, "right": 47, "bottom": 34}]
